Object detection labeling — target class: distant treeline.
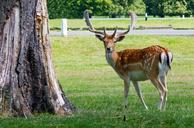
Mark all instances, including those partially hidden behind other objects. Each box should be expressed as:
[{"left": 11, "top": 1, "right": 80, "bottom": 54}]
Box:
[{"left": 48, "top": 0, "right": 194, "bottom": 19}]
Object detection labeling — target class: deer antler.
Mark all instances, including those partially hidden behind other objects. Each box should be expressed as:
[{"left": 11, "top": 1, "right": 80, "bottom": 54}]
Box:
[
  {"left": 130, "top": 12, "right": 137, "bottom": 31},
  {"left": 117, "top": 12, "right": 136, "bottom": 36},
  {"left": 84, "top": 10, "right": 136, "bottom": 36},
  {"left": 111, "top": 27, "right": 118, "bottom": 37},
  {"left": 84, "top": 10, "right": 105, "bottom": 35}
]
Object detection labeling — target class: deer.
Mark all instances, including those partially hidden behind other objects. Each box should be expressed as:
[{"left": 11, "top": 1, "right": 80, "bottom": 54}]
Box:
[{"left": 84, "top": 10, "right": 173, "bottom": 120}]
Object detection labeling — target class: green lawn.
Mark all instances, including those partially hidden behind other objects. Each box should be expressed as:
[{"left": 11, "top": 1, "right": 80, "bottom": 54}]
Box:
[
  {"left": 1, "top": 35, "right": 194, "bottom": 128},
  {"left": 49, "top": 18, "right": 194, "bottom": 30}
]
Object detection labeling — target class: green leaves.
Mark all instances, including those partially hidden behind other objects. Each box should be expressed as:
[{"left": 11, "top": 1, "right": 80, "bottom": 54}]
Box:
[
  {"left": 48, "top": 0, "right": 194, "bottom": 18},
  {"left": 144, "top": 0, "right": 194, "bottom": 17},
  {"left": 164, "top": 0, "right": 190, "bottom": 16},
  {"left": 48, "top": 0, "right": 146, "bottom": 18},
  {"left": 48, "top": 0, "right": 66, "bottom": 19}
]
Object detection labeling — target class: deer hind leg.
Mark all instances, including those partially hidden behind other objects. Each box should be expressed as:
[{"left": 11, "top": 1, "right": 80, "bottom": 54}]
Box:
[
  {"left": 132, "top": 81, "right": 148, "bottom": 110},
  {"left": 159, "top": 75, "right": 167, "bottom": 109},
  {"left": 151, "top": 78, "right": 167, "bottom": 110},
  {"left": 158, "top": 51, "right": 171, "bottom": 109}
]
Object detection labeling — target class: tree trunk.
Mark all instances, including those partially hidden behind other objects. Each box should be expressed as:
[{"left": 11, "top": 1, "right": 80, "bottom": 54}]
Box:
[{"left": 0, "top": 0, "right": 75, "bottom": 117}]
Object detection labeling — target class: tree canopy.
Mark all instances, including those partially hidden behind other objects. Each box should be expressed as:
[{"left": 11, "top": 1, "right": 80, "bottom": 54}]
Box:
[{"left": 48, "top": 0, "right": 194, "bottom": 18}]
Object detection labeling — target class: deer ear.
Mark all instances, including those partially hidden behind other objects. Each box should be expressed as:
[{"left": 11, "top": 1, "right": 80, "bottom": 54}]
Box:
[
  {"left": 116, "top": 35, "right": 125, "bottom": 42},
  {"left": 95, "top": 34, "right": 104, "bottom": 41}
]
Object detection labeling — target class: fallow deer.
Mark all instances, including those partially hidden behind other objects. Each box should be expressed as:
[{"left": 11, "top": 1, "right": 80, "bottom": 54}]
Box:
[{"left": 84, "top": 10, "right": 173, "bottom": 114}]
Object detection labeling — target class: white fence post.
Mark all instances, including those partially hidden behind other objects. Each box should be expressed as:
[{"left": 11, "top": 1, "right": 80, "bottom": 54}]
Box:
[
  {"left": 145, "top": 13, "right": 148, "bottom": 21},
  {"left": 61, "top": 19, "right": 67, "bottom": 36}
]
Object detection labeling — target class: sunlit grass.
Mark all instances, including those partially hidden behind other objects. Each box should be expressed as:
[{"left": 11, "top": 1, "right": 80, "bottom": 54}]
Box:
[
  {"left": 1, "top": 35, "right": 194, "bottom": 128},
  {"left": 49, "top": 18, "right": 194, "bottom": 30},
  {"left": 52, "top": 35, "right": 194, "bottom": 127}
]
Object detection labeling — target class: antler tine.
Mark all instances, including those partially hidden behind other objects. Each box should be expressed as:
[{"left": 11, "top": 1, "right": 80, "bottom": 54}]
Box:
[
  {"left": 129, "top": 12, "right": 136, "bottom": 31},
  {"left": 112, "top": 26, "right": 118, "bottom": 37},
  {"left": 84, "top": 10, "right": 104, "bottom": 35},
  {"left": 103, "top": 27, "right": 107, "bottom": 35},
  {"left": 118, "top": 12, "right": 136, "bottom": 36}
]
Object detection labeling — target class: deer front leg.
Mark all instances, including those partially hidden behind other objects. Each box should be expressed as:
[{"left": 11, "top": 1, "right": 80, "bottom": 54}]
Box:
[
  {"left": 123, "top": 79, "right": 130, "bottom": 121},
  {"left": 132, "top": 81, "right": 148, "bottom": 110},
  {"left": 124, "top": 79, "right": 130, "bottom": 108}
]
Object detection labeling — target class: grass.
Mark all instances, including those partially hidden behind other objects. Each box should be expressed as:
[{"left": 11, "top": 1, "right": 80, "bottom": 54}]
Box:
[
  {"left": 1, "top": 35, "right": 194, "bottom": 127},
  {"left": 49, "top": 18, "right": 194, "bottom": 30}
]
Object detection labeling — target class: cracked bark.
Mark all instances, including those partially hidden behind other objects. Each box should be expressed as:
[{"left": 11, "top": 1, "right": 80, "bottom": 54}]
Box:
[{"left": 0, "top": 0, "right": 75, "bottom": 117}]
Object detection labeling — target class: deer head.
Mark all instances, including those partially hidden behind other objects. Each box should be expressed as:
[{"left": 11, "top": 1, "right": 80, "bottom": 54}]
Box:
[{"left": 84, "top": 10, "right": 136, "bottom": 53}]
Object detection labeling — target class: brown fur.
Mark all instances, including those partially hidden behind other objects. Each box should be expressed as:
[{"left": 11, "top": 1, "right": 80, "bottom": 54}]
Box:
[{"left": 112, "top": 45, "right": 169, "bottom": 80}]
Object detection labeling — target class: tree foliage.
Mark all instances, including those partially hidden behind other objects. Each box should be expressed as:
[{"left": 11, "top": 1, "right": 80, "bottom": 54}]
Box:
[
  {"left": 144, "top": 0, "right": 193, "bottom": 17},
  {"left": 48, "top": 0, "right": 194, "bottom": 18},
  {"left": 48, "top": 0, "right": 66, "bottom": 19},
  {"left": 164, "top": 0, "right": 190, "bottom": 16},
  {"left": 187, "top": 0, "right": 194, "bottom": 15}
]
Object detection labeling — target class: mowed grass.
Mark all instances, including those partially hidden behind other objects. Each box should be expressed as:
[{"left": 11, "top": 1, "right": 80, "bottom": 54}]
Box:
[
  {"left": 49, "top": 18, "right": 194, "bottom": 30},
  {"left": 1, "top": 35, "right": 194, "bottom": 128}
]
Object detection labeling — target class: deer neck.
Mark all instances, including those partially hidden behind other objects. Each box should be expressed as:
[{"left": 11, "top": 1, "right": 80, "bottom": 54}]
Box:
[{"left": 105, "top": 50, "right": 118, "bottom": 68}]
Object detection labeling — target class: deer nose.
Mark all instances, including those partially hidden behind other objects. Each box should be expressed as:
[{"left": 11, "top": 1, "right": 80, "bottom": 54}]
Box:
[
  {"left": 107, "top": 47, "right": 112, "bottom": 52},
  {"left": 107, "top": 47, "right": 111, "bottom": 51}
]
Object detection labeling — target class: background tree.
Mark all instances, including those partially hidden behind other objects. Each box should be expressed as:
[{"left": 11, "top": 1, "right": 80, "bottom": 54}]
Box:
[
  {"left": 48, "top": 0, "right": 146, "bottom": 18},
  {"left": 48, "top": 0, "right": 194, "bottom": 18},
  {"left": 144, "top": 0, "right": 166, "bottom": 17},
  {"left": 186, "top": 0, "right": 194, "bottom": 15},
  {"left": 127, "top": 0, "right": 146, "bottom": 15},
  {"left": 164, "top": 0, "right": 191, "bottom": 16},
  {"left": 144, "top": 0, "right": 193, "bottom": 17},
  {"left": 0, "top": 0, "right": 75, "bottom": 116},
  {"left": 110, "top": 0, "right": 145, "bottom": 17},
  {"left": 62, "top": 0, "right": 112, "bottom": 18},
  {"left": 48, "top": 0, "right": 66, "bottom": 19}
]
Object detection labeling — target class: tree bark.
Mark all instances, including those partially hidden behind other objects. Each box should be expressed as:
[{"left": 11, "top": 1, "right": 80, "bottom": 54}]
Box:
[{"left": 0, "top": 0, "right": 75, "bottom": 117}]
